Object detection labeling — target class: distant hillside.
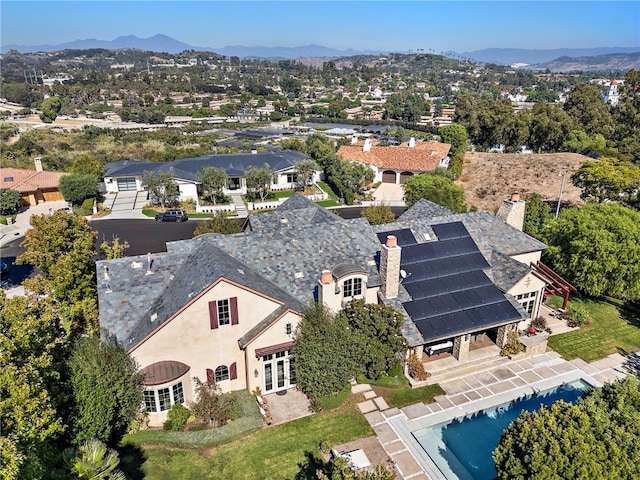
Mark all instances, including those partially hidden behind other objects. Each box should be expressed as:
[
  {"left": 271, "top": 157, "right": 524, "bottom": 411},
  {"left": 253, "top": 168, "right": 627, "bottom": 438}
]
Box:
[
  {"left": 532, "top": 52, "right": 640, "bottom": 73},
  {"left": 461, "top": 47, "right": 640, "bottom": 65},
  {"left": 1, "top": 34, "right": 388, "bottom": 58}
]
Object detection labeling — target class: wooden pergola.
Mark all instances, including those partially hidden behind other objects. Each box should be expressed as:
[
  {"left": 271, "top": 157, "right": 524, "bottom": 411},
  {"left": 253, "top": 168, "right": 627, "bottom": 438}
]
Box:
[{"left": 531, "top": 261, "right": 577, "bottom": 310}]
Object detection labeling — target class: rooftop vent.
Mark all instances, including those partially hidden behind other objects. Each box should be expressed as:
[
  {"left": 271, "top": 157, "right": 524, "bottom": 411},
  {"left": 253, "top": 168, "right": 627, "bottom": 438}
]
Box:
[
  {"left": 150, "top": 313, "right": 158, "bottom": 322},
  {"left": 131, "top": 261, "right": 143, "bottom": 269},
  {"left": 294, "top": 272, "right": 304, "bottom": 279}
]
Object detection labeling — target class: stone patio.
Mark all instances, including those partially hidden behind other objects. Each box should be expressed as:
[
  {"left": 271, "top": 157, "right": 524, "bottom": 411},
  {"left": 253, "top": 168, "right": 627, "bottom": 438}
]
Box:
[
  {"left": 365, "top": 351, "right": 629, "bottom": 480},
  {"left": 264, "top": 388, "right": 312, "bottom": 426}
]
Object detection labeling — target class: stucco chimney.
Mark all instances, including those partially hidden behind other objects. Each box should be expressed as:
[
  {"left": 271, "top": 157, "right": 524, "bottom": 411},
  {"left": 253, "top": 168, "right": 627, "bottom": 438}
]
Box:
[
  {"left": 34, "top": 157, "right": 43, "bottom": 172},
  {"left": 318, "top": 269, "right": 339, "bottom": 312},
  {"left": 351, "top": 135, "right": 358, "bottom": 144},
  {"left": 380, "top": 235, "right": 401, "bottom": 299},
  {"left": 408, "top": 137, "right": 416, "bottom": 148},
  {"left": 363, "top": 139, "right": 372, "bottom": 152},
  {"left": 496, "top": 192, "right": 525, "bottom": 231}
]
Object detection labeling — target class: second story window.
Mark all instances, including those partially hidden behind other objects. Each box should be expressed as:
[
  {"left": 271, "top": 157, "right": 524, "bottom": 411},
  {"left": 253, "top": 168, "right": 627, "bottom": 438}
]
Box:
[
  {"left": 343, "top": 278, "right": 363, "bottom": 298},
  {"left": 218, "top": 299, "right": 231, "bottom": 326}
]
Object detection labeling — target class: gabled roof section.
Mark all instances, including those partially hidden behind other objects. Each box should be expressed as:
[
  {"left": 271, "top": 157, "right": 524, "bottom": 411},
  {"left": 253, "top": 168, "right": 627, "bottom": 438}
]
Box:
[
  {"left": 485, "top": 250, "right": 534, "bottom": 292},
  {"left": 97, "top": 241, "right": 304, "bottom": 350},
  {"left": 397, "top": 199, "right": 457, "bottom": 222},
  {"left": 237, "top": 304, "right": 290, "bottom": 349},
  {"left": 104, "top": 150, "right": 311, "bottom": 181},
  {"left": 0, "top": 167, "right": 68, "bottom": 192},
  {"left": 338, "top": 141, "right": 450, "bottom": 172},
  {"left": 249, "top": 194, "right": 342, "bottom": 231}
]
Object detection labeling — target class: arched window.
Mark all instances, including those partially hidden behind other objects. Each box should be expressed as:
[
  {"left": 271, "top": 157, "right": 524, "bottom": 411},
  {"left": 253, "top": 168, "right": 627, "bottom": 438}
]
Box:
[
  {"left": 343, "top": 277, "right": 363, "bottom": 298},
  {"left": 215, "top": 365, "right": 229, "bottom": 382}
]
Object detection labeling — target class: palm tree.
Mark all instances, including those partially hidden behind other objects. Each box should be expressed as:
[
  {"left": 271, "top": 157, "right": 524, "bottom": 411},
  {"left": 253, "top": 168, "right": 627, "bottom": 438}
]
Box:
[{"left": 63, "top": 439, "right": 126, "bottom": 480}]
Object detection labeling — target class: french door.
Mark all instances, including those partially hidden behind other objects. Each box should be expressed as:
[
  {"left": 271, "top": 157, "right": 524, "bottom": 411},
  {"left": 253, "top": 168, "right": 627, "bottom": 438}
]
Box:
[{"left": 263, "top": 351, "right": 295, "bottom": 393}]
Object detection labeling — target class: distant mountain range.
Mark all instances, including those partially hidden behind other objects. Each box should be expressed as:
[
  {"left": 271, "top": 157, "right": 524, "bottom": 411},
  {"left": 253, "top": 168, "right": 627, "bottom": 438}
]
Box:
[
  {"left": 2, "top": 34, "right": 639, "bottom": 68},
  {"left": 461, "top": 47, "right": 640, "bottom": 65},
  {"left": 0, "top": 34, "right": 386, "bottom": 58}
]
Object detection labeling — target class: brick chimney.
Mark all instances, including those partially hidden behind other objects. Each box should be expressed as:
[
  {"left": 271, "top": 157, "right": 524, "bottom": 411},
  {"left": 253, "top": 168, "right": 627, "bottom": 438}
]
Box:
[
  {"left": 496, "top": 192, "right": 525, "bottom": 231},
  {"left": 34, "top": 157, "right": 43, "bottom": 172},
  {"left": 380, "top": 235, "right": 401, "bottom": 299}
]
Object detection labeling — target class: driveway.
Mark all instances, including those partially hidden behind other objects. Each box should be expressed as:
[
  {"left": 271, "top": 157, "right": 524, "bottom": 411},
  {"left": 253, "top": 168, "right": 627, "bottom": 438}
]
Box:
[{"left": 372, "top": 183, "right": 405, "bottom": 204}]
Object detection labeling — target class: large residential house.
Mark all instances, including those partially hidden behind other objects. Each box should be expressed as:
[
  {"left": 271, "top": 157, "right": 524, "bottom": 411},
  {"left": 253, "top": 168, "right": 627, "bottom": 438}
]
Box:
[
  {"left": 0, "top": 160, "right": 67, "bottom": 205},
  {"left": 337, "top": 138, "right": 451, "bottom": 184},
  {"left": 97, "top": 194, "right": 565, "bottom": 426},
  {"left": 103, "top": 150, "right": 321, "bottom": 202}
]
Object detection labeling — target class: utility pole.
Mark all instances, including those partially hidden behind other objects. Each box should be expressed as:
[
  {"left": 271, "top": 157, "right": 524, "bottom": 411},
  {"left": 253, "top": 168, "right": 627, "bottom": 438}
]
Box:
[{"left": 555, "top": 171, "right": 567, "bottom": 218}]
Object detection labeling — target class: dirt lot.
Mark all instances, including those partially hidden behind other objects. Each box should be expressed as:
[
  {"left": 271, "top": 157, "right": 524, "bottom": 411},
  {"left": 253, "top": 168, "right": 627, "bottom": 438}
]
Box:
[{"left": 457, "top": 152, "right": 587, "bottom": 213}]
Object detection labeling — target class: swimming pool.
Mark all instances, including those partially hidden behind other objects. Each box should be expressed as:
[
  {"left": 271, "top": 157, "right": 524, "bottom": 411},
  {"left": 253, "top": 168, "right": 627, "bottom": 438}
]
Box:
[{"left": 413, "top": 380, "right": 590, "bottom": 480}]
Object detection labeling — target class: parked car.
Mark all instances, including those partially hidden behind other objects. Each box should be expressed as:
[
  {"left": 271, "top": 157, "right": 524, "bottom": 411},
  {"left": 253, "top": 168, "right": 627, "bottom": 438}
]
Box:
[
  {"left": 155, "top": 210, "right": 188, "bottom": 222},
  {"left": 57, "top": 206, "right": 74, "bottom": 214}
]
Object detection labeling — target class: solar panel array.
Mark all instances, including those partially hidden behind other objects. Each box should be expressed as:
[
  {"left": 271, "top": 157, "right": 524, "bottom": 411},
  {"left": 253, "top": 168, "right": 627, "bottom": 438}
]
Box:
[
  {"left": 379, "top": 221, "right": 523, "bottom": 342},
  {"left": 376, "top": 229, "right": 417, "bottom": 247}
]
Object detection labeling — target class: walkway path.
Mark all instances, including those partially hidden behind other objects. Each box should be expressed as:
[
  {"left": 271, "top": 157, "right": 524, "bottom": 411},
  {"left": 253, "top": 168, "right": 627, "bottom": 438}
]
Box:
[
  {"left": 230, "top": 193, "right": 248, "bottom": 218},
  {"left": 363, "top": 351, "right": 629, "bottom": 480}
]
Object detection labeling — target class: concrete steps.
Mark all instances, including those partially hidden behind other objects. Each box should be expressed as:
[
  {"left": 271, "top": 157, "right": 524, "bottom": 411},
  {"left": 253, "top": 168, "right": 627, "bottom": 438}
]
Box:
[{"left": 230, "top": 194, "right": 248, "bottom": 218}]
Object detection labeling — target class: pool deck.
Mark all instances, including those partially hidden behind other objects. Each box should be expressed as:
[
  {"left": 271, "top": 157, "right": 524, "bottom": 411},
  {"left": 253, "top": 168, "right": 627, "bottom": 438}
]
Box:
[{"left": 362, "top": 351, "right": 629, "bottom": 480}]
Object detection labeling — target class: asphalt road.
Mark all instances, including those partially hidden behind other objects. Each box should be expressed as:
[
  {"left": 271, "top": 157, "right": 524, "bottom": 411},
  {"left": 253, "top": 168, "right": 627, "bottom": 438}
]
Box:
[{"left": 1, "top": 206, "right": 406, "bottom": 287}]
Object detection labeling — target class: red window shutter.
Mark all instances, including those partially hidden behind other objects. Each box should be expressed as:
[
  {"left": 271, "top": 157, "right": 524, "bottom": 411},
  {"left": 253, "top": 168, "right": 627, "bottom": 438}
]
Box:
[
  {"left": 230, "top": 362, "right": 237, "bottom": 380},
  {"left": 206, "top": 368, "right": 214, "bottom": 384},
  {"left": 208, "top": 301, "right": 218, "bottom": 329},
  {"left": 230, "top": 297, "right": 239, "bottom": 325}
]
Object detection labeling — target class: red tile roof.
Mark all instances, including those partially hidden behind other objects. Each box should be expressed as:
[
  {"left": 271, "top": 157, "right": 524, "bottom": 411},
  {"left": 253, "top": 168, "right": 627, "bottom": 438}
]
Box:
[
  {"left": 0, "top": 167, "right": 68, "bottom": 193},
  {"left": 337, "top": 140, "right": 451, "bottom": 172}
]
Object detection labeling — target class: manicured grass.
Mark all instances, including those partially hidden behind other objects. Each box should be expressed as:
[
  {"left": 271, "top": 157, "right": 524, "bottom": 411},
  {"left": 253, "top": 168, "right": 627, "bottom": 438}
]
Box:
[
  {"left": 318, "top": 384, "right": 352, "bottom": 410},
  {"left": 317, "top": 181, "right": 338, "bottom": 201},
  {"left": 0, "top": 214, "right": 18, "bottom": 225},
  {"left": 356, "top": 374, "right": 408, "bottom": 388},
  {"left": 129, "top": 396, "right": 372, "bottom": 480},
  {"left": 547, "top": 295, "right": 640, "bottom": 362},
  {"left": 374, "top": 384, "right": 445, "bottom": 409}
]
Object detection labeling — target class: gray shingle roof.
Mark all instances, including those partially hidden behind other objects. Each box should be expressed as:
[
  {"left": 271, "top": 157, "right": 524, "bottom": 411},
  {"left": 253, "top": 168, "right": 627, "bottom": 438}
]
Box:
[
  {"left": 249, "top": 194, "right": 342, "bottom": 231},
  {"left": 485, "top": 250, "right": 533, "bottom": 292},
  {"left": 97, "top": 242, "right": 304, "bottom": 349}
]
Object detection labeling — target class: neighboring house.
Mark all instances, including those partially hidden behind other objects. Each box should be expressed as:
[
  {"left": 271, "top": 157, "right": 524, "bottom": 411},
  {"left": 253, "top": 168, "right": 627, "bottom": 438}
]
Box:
[
  {"left": 97, "top": 193, "right": 570, "bottom": 426},
  {"left": 337, "top": 138, "right": 451, "bottom": 184},
  {"left": 103, "top": 150, "right": 321, "bottom": 202},
  {"left": 604, "top": 80, "right": 620, "bottom": 107},
  {"left": 0, "top": 161, "right": 67, "bottom": 205}
]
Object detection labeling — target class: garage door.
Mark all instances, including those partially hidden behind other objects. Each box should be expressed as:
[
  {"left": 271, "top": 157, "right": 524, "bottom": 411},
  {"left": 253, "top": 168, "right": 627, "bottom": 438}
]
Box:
[
  {"left": 400, "top": 171, "right": 413, "bottom": 184},
  {"left": 117, "top": 177, "right": 137, "bottom": 191},
  {"left": 382, "top": 170, "right": 396, "bottom": 183}
]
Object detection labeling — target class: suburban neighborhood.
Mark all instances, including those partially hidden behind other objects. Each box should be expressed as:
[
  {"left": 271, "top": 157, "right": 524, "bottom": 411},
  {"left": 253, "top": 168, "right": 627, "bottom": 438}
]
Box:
[{"left": 1, "top": 20, "right": 640, "bottom": 480}]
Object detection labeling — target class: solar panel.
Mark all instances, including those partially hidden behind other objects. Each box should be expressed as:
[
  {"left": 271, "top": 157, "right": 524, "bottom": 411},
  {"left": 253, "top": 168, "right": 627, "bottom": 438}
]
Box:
[
  {"left": 377, "top": 229, "right": 417, "bottom": 247},
  {"left": 431, "top": 221, "right": 469, "bottom": 240},
  {"left": 399, "top": 221, "right": 524, "bottom": 342}
]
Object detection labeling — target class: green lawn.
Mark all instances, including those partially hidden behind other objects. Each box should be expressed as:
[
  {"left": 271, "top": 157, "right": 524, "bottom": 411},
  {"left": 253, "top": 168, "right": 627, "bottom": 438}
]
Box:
[
  {"left": 547, "top": 296, "right": 640, "bottom": 362},
  {"left": 127, "top": 396, "right": 372, "bottom": 480},
  {"left": 316, "top": 181, "right": 341, "bottom": 207}
]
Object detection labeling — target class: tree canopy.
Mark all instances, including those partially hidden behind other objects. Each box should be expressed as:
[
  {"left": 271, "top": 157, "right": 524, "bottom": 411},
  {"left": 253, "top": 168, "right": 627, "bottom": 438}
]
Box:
[
  {"left": 543, "top": 203, "right": 640, "bottom": 300},
  {"left": 403, "top": 172, "right": 466, "bottom": 212},
  {"left": 361, "top": 204, "right": 395, "bottom": 225},
  {"left": 67, "top": 334, "right": 143, "bottom": 446},
  {"left": 245, "top": 164, "right": 274, "bottom": 202},
  {"left": 198, "top": 166, "right": 228, "bottom": 203},
  {"left": 494, "top": 377, "right": 640, "bottom": 480},
  {"left": 571, "top": 157, "right": 640, "bottom": 207},
  {"left": 58, "top": 173, "right": 98, "bottom": 205},
  {"left": 0, "top": 188, "right": 22, "bottom": 215},
  {"left": 143, "top": 170, "right": 179, "bottom": 208}
]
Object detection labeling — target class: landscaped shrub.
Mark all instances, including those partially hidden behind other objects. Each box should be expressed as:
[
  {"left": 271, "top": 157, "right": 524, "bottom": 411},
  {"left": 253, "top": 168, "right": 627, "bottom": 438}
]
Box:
[
  {"left": 163, "top": 404, "right": 191, "bottom": 431},
  {"left": 407, "top": 353, "right": 429, "bottom": 381},
  {"left": 565, "top": 305, "right": 591, "bottom": 327},
  {"left": 500, "top": 330, "right": 525, "bottom": 357},
  {"left": 531, "top": 316, "right": 547, "bottom": 331}
]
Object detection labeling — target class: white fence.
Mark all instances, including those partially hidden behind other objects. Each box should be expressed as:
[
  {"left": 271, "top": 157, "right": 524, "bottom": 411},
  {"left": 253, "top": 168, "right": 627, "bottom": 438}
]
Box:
[{"left": 195, "top": 204, "right": 236, "bottom": 214}]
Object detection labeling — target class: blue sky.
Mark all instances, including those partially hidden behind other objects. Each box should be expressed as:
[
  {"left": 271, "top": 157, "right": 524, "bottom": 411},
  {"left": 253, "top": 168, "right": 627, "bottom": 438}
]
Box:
[{"left": 2, "top": 1, "right": 639, "bottom": 52}]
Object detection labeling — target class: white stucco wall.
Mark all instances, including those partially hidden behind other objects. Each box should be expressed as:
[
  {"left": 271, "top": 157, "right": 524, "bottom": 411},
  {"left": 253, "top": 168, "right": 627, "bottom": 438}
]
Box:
[
  {"left": 510, "top": 251, "right": 542, "bottom": 266},
  {"left": 131, "top": 279, "right": 301, "bottom": 425}
]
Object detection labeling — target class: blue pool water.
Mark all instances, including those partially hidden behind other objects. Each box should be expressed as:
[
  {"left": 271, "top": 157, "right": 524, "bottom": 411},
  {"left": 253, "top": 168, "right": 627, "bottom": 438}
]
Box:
[{"left": 413, "top": 381, "right": 590, "bottom": 480}]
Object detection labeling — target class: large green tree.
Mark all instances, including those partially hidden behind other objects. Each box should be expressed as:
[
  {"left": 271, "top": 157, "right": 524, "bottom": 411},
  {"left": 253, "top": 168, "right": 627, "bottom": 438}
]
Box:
[
  {"left": 522, "top": 193, "right": 552, "bottom": 239},
  {"left": 338, "top": 300, "right": 406, "bottom": 379},
  {"left": 67, "top": 334, "right": 143, "bottom": 447},
  {"left": 494, "top": 377, "right": 640, "bottom": 480},
  {"left": 197, "top": 166, "right": 228, "bottom": 204},
  {"left": 292, "top": 304, "right": 360, "bottom": 399},
  {"left": 58, "top": 173, "right": 98, "bottom": 205},
  {"left": 143, "top": 170, "right": 179, "bottom": 208},
  {"left": 294, "top": 159, "right": 318, "bottom": 190},
  {"left": 0, "top": 289, "right": 67, "bottom": 480},
  {"left": 403, "top": 173, "right": 466, "bottom": 212},
  {"left": 0, "top": 188, "right": 22, "bottom": 215},
  {"left": 17, "top": 211, "right": 98, "bottom": 334},
  {"left": 526, "top": 103, "right": 574, "bottom": 153},
  {"left": 438, "top": 123, "right": 468, "bottom": 157},
  {"left": 571, "top": 157, "right": 640, "bottom": 207},
  {"left": 245, "top": 164, "right": 274, "bottom": 202},
  {"left": 543, "top": 203, "right": 640, "bottom": 299},
  {"left": 563, "top": 84, "right": 614, "bottom": 137}
]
